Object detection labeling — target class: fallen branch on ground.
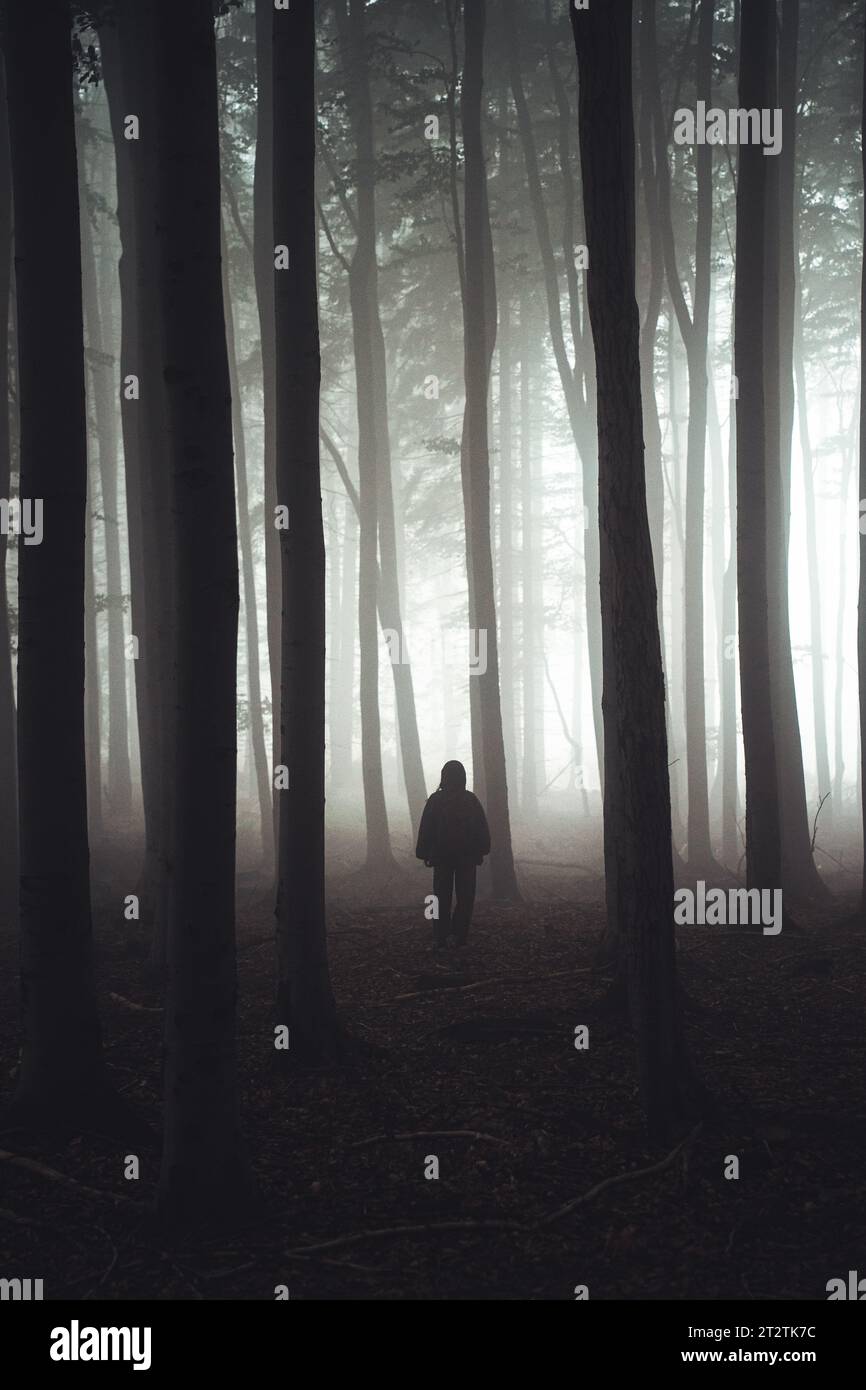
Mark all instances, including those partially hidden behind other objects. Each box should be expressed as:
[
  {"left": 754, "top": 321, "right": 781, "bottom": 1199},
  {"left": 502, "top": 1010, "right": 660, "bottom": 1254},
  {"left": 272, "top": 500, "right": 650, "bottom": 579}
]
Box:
[
  {"left": 537, "top": 1122, "right": 703, "bottom": 1227},
  {"left": 349, "top": 1129, "right": 510, "bottom": 1150},
  {"left": 108, "top": 992, "right": 163, "bottom": 1013},
  {"left": 0, "top": 1150, "right": 142, "bottom": 1208},
  {"left": 284, "top": 1217, "right": 530, "bottom": 1258},
  {"left": 388, "top": 966, "right": 594, "bottom": 1002}
]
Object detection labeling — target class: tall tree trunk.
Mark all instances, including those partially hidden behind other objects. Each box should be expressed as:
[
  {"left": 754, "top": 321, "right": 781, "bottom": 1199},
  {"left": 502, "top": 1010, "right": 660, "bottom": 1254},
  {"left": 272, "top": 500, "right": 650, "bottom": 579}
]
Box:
[
  {"left": 336, "top": 1, "right": 393, "bottom": 869},
  {"left": 332, "top": 493, "right": 356, "bottom": 789},
  {"left": 273, "top": 0, "right": 339, "bottom": 1058},
  {"left": 794, "top": 314, "right": 831, "bottom": 816},
  {"left": 254, "top": 0, "right": 281, "bottom": 871},
  {"left": 154, "top": 0, "right": 250, "bottom": 1220},
  {"left": 519, "top": 285, "right": 537, "bottom": 819},
  {"left": 0, "top": 57, "right": 18, "bottom": 927},
  {"left": 100, "top": 3, "right": 173, "bottom": 953},
  {"left": 735, "top": 0, "right": 782, "bottom": 898},
  {"left": 770, "top": 0, "right": 828, "bottom": 900},
  {"left": 649, "top": 0, "right": 716, "bottom": 867},
  {"left": 222, "top": 216, "right": 272, "bottom": 873},
  {"left": 81, "top": 152, "right": 132, "bottom": 821},
  {"left": 858, "top": 0, "right": 866, "bottom": 917},
  {"left": 84, "top": 464, "right": 102, "bottom": 844},
  {"left": 461, "top": 0, "right": 519, "bottom": 900},
  {"left": 6, "top": 0, "right": 115, "bottom": 1124},
  {"left": 572, "top": 0, "right": 695, "bottom": 1139},
  {"left": 497, "top": 235, "right": 518, "bottom": 795}
]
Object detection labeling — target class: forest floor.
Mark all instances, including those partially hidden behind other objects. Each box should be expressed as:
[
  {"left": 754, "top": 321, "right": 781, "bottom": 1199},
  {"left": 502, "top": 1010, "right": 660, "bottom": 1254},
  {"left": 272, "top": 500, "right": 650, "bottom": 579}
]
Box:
[{"left": 0, "top": 823, "right": 864, "bottom": 1301}]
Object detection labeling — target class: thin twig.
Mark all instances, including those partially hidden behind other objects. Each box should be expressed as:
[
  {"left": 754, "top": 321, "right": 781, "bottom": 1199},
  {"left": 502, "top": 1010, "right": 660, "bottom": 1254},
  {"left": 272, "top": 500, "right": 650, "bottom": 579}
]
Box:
[
  {"left": 537, "top": 1122, "right": 703, "bottom": 1228},
  {"left": 349, "top": 1130, "right": 510, "bottom": 1150},
  {"left": 0, "top": 1151, "right": 141, "bottom": 1208}
]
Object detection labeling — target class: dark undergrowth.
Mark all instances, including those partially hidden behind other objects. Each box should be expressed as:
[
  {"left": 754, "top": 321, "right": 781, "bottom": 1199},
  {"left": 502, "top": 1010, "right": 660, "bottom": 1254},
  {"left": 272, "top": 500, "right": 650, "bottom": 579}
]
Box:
[{"left": 0, "top": 834, "right": 863, "bottom": 1301}]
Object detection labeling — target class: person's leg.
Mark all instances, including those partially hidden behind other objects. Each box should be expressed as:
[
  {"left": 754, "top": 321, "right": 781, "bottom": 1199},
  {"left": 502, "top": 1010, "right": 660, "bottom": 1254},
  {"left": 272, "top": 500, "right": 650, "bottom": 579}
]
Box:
[
  {"left": 432, "top": 864, "right": 454, "bottom": 946},
  {"left": 451, "top": 862, "right": 477, "bottom": 945}
]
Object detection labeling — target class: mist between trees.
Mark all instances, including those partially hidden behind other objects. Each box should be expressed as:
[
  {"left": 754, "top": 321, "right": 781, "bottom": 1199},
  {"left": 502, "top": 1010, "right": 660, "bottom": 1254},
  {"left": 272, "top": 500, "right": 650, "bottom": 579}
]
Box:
[{"left": 0, "top": 0, "right": 864, "bottom": 1226}]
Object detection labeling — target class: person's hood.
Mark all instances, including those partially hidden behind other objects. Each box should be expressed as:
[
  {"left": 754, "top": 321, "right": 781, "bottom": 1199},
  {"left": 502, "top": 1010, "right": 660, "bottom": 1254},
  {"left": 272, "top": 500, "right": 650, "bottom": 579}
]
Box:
[{"left": 439, "top": 759, "right": 467, "bottom": 793}]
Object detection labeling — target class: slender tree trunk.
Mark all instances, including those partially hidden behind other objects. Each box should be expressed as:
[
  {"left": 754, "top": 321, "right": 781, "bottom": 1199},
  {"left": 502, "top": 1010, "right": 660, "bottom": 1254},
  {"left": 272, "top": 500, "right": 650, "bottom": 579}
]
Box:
[
  {"left": 222, "top": 216, "right": 272, "bottom": 873},
  {"left": 332, "top": 494, "right": 356, "bottom": 789},
  {"left": 794, "top": 317, "right": 831, "bottom": 814},
  {"left": 461, "top": 0, "right": 519, "bottom": 900},
  {"left": 80, "top": 154, "right": 132, "bottom": 820},
  {"left": 273, "top": 0, "right": 339, "bottom": 1058},
  {"left": 154, "top": 0, "right": 250, "bottom": 1220},
  {"left": 572, "top": 0, "right": 695, "bottom": 1139},
  {"left": 520, "top": 286, "right": 537, "bottom": 819},
  {"left": 649, "top": 0, "right": 716, "bottom": 866},
  {"left": 498, "top": 248, "right": 517, "bottom": 794},
  {"left": 101, "top": 3, "right": 173, "bottom": 957},
  {"left": 84, "top": 464, "right": 103, "bottom": 844},
  {"left": 835, "top": 432, "right": 853, "bottom": 810},
  {"left": 735, "top": 0, "right": 782, "bottom": 897},
  {"left": 99, "top": 16, "right": 162, "bottom": 916},
  {"left": 254, "top": 0, "right": 281, "bottom": 871},
  {"left": 0, "top": 58, "right": 18, "bottom": 927},
  {"left": 6, "top": 0, "right": 115, "bottom": 1124},
  {"left": 858, "top": 0, "right": 866, "bottom": 915}
]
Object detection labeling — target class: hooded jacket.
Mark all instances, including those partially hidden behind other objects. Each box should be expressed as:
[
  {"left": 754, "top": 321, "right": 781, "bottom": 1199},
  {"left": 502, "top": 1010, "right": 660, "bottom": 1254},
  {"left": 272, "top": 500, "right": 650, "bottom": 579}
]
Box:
[{"left": 415, "top": 761, "right": 491, "bottom": 866}]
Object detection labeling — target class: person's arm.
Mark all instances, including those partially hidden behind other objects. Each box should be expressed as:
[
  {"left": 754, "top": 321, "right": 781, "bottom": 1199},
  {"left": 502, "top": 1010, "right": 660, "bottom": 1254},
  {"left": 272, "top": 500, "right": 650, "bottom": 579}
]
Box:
[{"left": 415, "top": 798, "right": 435, "bottom": 863}]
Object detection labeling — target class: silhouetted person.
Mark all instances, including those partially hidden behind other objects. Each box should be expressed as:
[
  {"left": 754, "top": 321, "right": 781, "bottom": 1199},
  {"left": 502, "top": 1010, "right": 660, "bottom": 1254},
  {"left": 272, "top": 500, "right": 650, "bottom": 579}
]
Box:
[{"left": 416, "top": 760, "right": 491, "bottom": 947}]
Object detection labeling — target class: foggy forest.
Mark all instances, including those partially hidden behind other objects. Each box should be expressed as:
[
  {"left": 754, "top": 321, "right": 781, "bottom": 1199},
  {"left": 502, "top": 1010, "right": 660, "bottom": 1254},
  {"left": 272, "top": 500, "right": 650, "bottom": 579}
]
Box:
[{"left": 0, "top": 0, "right": 864, "bottom": 1323}]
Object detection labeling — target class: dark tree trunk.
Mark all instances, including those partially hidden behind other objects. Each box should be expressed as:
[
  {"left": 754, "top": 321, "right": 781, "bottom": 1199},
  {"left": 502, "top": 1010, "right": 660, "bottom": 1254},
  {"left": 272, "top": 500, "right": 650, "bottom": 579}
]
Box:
[
  {"left": 0, "top": 58, "right": 17, "bottom": 928},
  {"left": 519, "top": 286, "right": 538, "bottom": 819},
  {"left": 272, "top": 0, "right": 339, "bottom": 1059},
  {"left": 254, "top": 0, "right": 280, "bottom": 871},
  {"left": 734, "top": 0, "right": 782, "bottom": 897},
  {"left": 572, "top": 0, "right": 694, "bottom": 1139},
  {"left": 497, "top": 170, "right": 518, "bottom": 796},
  {"left": 858, "top": 0, "right": 866, "bottom": 917},
  {"left": 153, "top": 0, "right": 250, "bottom": 1220},
  {"left": 6, "top": 0, "right": 114, "bottom": 1124},
  {"left": 461, "top": 0, "right": 519, "bottom": 900},
  {"left": 84, "top": 459, "right": 102, "bottom": 844}
]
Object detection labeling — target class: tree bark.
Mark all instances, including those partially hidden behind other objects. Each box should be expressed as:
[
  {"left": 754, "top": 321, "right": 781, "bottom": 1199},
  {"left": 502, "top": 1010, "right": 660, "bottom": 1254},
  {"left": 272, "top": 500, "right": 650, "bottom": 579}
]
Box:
[
  {"left": 460, "top": 0, "right": 519, "bottom": 900},
  {"left": 734, "top": 0, "right": 783, "bottom": 897},
  {"left": 273, "top": 0, "right": 339, "bottom": 1058},
  {"left": 572, "top": 0, "right": 694, "bottom": 1139},
  {"left": 254, "top": 0, "right": 281, "bottom": 872},
  {"left": 0, "top": 57, "right": 18, "bottom": 928},
  {"left": 6, "top": 0, "right": 114, "bottom": 1124},
  {"left": 154, "top": 0, "right": 250, "bottom": 1220}
]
